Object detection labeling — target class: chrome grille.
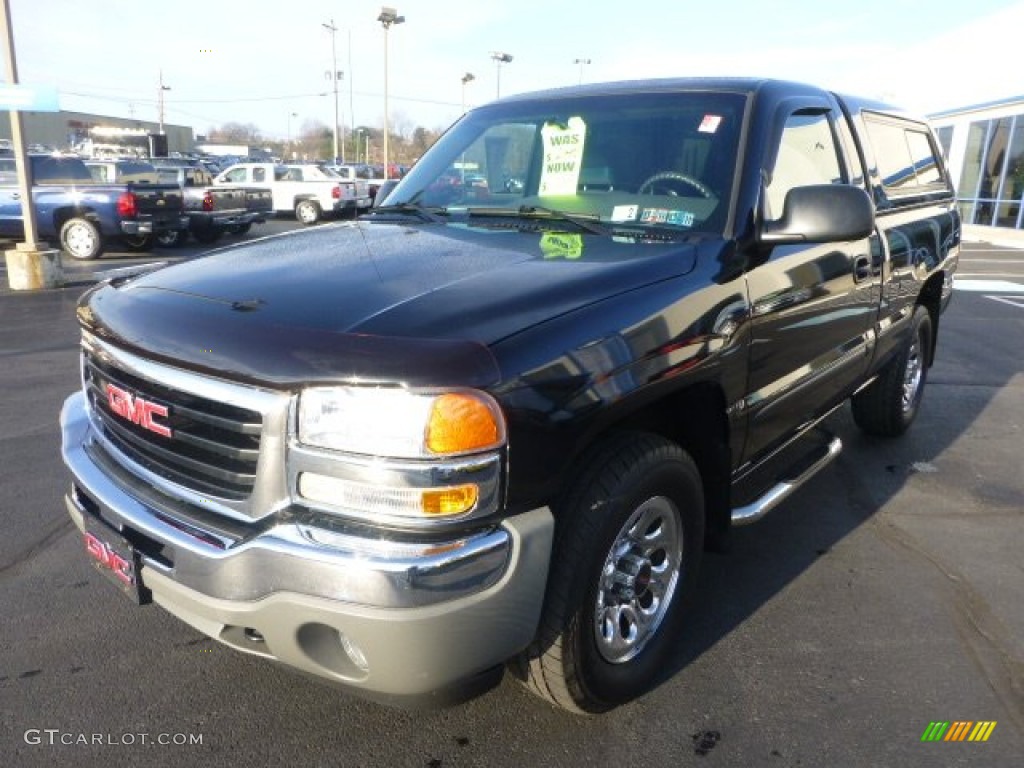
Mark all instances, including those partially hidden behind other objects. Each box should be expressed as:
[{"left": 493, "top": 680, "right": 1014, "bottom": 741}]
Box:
[{"left": 83, "top": 347, "right": 262, "bottom": 500}]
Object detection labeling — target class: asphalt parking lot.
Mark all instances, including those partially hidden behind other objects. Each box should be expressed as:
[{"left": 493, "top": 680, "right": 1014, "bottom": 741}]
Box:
[{"left": 0, "top": 232, "right": 1021, "bottom": 767}]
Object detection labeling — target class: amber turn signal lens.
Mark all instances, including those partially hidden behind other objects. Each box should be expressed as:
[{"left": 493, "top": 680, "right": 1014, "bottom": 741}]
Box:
[
  {"left": 421, "top": 484, "right": 479, "bottom": 516},
  {"left": 426, "top": 393, "right": 501, "bottom": 454}
]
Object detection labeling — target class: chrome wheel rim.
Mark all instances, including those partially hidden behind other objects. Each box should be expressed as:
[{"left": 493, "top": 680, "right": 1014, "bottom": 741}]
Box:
[
  {"left": 594, "top": 495, "right": 683, "bottom": 664},
  {"left": 66, "top": 222, "right": 96, "bottom": 258},
  {"left": 902, "top": 334, "right": 923, "bottom": 413},
  {"left": 297, "top": 203, "right": 317, "bottom": 223}
]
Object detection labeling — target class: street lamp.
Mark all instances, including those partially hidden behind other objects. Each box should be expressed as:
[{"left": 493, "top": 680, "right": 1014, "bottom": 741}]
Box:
[
  {"left": 574, "top": 57, "right": 591, "bottom": 85},
  {"left": 378, "top": 6, "right": 405, "bottom": 179},
  {"left": 356, "top": 128, "right": 368, "bottom": 163},
  {"left": 322, "top": 20, "right": 344, "bottom": 163},
  {"left": 461, "top": 72, "right": 475, "bottom": 113},
  {"left": 490, "top": 51, "right": 512, "bottom": 98},
  {"left": 157, "top": 70, "right": 171, "bottom": 134}
]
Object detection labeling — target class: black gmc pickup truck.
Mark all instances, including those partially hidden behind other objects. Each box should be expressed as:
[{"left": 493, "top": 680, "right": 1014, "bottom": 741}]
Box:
[{"left": 60, "top": 78, "right": 959, "bottom": 713}]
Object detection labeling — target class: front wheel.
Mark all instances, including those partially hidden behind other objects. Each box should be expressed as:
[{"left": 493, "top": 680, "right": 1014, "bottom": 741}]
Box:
[
  {"left": 514, "top": 432, "right": 705, "bottom": 713},
  {"left": 852, "top": 305, "right": 932, "bottom": 436},
  {"left": 59, "top": 217, "right": 103, "bottom": 261},
  {"left": 295, "top": 199, "right": 321, "bottom": 225}
]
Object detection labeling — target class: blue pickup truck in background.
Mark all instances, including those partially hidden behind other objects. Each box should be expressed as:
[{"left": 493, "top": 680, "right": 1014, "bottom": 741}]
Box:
[{"left": 0, "top": 155, "right": 187, "bottom": 260}]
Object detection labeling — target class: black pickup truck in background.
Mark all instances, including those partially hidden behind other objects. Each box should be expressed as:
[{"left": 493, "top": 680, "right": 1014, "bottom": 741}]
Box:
[
  {"left": 149, "top": 162, "right": 272, "bottom": 246},
  {"left": 61, "top": 78, "right": 959, "bottom": 713},
  {"left": 1, "top": 155, "right": 186, "bottom": 259}
]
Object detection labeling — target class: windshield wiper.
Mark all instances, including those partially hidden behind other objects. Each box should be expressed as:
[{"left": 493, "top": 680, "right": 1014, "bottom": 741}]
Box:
[
  {"left": 365, "top": 203, "right": 449, "bottom": 223},
  {"left": 467, "top": 205, "right": 609, "bottom": 235}
]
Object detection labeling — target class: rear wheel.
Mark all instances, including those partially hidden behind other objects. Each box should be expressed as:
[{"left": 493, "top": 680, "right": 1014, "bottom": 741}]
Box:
[
  {"left": 852, "top": 305, "right": 932, "bottom": 436},
  {"left": 514, "top": 432, "right": 704, "bottom": 713},
  {"left": 295, "top": 199, "right": 321, "bottom": 225},
  {"left": 191, "top": 226, "right": 223, "bottom": 245},
  {"left": 59, "top": 217, "right": 103, "bottom": 261}
]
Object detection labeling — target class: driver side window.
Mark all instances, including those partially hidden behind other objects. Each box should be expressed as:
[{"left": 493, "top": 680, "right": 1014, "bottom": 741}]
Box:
[{"left": 765, "top": 111, "right": 843, "bottom": 219}]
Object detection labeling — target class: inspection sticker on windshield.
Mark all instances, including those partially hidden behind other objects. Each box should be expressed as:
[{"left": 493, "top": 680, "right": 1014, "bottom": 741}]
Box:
[
  {"left": 699, "top": 114, "right": 722, "bottom": 134},
  {"left": 539, "top": 116, "right": 586, "bottom": 195},
  {"left": 640, "top": 208, "right": 695, "bottom": 226},
  {"left": 611, "top": 204, "right": 638, "bottom": 222}
]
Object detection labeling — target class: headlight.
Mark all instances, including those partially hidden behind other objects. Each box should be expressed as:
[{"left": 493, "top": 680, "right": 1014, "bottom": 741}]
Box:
[
  {"left": 294, "top": 386, "right": 505, "bottom": 525},
  {"left": 298, "top": 386, "right": 505, "bottom": 458}
]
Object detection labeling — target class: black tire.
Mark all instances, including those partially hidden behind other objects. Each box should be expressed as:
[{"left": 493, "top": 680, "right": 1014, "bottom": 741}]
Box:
[
  {"left": 228, "top": 222, "right": 252, "bottom": 236},
  {"left": 852, "top": 305, "right": 932, "bottom": 437},
  {"left": 120, "top": 234, "right": 155, "bottom": 252},
  {"left": 295, "top": 199, "right": 321, "bottom": 225},
  {"left": 59, "top": 217, "right": 103, "bottom": 261},
  {"left": 191, "top": 226, "right": 223, "bottom": 245},
  {"left": 513, "top": 432, "right": 705, "bottom": 714},
  {"left": 156, "top": 228, "right": 188, "bottom": 248}
]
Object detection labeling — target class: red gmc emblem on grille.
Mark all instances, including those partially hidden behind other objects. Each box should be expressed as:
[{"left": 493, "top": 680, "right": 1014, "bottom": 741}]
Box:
[
  {"left": 84, "top": 531, "right": 134, "bottom": 587},
  {"left": 105, "top": 383, "right": 172, "bottom": 437}
]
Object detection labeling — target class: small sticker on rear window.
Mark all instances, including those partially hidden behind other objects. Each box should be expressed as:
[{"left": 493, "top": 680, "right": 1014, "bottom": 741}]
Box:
[
  {"left": 699, "top": 114, "right": 722, "bottom": 134},
  {"left": 611, "top": 204, "right": 638, "bottom": 222}
]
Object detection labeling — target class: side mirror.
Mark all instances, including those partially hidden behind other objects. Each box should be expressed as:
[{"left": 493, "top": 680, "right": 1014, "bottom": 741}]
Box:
[{"left": 759, "top": 184, "right": 874, "bottom": 246}]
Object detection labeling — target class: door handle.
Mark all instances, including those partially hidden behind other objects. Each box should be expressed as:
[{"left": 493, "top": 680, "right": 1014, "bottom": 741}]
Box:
[
  {"left": 853, "top": 255, "right": 872, "bottom": 282},
  {"left": 11, "top": 192, "right": 20, "bottom": 200}
]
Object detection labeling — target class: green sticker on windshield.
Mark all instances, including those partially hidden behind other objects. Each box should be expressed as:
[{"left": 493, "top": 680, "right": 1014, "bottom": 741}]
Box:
[
  {"left": 540, "top": 232, "right": 584, "bottom": 260},
  {"left": 539, "top": 117, "right": 586, "bottom": 196}
]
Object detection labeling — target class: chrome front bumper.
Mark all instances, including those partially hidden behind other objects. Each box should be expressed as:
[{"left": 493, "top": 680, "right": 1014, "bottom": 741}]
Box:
[{"left": 61, "top": 391, "right": 554, "bottom": 698}]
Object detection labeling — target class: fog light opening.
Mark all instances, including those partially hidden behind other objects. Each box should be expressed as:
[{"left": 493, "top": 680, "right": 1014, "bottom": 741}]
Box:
[
  {"left": 244, "top": 627, "right": 265, "bottom": 644},
  {"left": 340, "top": 633, "right": 370, "bottom": 673}
]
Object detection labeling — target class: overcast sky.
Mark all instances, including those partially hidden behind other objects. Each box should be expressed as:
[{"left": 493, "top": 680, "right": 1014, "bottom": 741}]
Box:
[{"left": 6, "top": 0, "right": 1024, "bottom": 140}]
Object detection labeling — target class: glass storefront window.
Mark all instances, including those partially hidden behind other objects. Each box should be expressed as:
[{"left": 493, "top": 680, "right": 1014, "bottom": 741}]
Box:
[
  {"left": 959, "top": 120, "right": 988, "bottom": 200},
  {"left": 935, "top": 125, "right": 953, "bottom": 159},
  {"left": 1002, "top": 116, "right": 1024, "bottom": 203},
  {"left": 994, "top": 200, "right": 1020, "bottom": 228}
]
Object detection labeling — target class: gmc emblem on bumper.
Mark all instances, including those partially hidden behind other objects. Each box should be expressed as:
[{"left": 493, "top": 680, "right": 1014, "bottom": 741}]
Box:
[{"left": 106, "top": 383, "right": 172, "bottom": 437}]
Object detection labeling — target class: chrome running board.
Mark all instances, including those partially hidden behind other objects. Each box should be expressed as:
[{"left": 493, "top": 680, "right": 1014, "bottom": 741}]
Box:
[{"left": 731, "top": 436, "right": 842, "bottom": 526}]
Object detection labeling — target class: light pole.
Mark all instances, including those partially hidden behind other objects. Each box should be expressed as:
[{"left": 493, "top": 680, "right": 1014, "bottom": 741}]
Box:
[
  {"left": 356, "top": 128, "right": 365, "bottom": 163},
  {"left": 461, "top": 72, "right": 475, "bottom": 113},
  {"left": 157, "top": 70, "right": 171, "bottom": 133},
  {"left": 574, "top": 57, "right": 591, "bottom": 84},
  {"left": 378, "top": 7, "right": 405, "bottom": 179},
  {"left": 490, "top": 51, "right": 512, "bottom": 98},
  {"left": 287, "top": 112, "right": 297, "bottom": 159},
  {"left": 322, "top": 20, "right": 344, "bottom": 163}
]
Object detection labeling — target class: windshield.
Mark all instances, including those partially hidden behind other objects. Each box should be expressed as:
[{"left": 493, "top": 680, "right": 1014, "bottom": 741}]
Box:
[{"left": 386, "top": 90, "right": 745, "bottom": 234}]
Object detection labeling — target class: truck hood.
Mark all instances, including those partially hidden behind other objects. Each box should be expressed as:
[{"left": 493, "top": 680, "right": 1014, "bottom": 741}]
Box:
[{"left": 79, "top": 220, "right": 700, "bottom": 388}]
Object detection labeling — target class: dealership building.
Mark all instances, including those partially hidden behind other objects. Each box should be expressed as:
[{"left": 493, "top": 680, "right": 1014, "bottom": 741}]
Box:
[
  {"left": 0, "top": 110, "right": 193, "bottom": 156},
  {"left": 931, "top": 96, "right": 1024, "bottom": 232}
]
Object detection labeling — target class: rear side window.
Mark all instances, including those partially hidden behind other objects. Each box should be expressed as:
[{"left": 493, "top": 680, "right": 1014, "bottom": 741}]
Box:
[
  {"left": 31, "top": 157, "right": 93, "bottom": 185},
  {"left": 864, "top": 114, "right": 949, "bottom": 198},
  {"left": 0, "top": 158, "right": 18, "bottom": 184}
]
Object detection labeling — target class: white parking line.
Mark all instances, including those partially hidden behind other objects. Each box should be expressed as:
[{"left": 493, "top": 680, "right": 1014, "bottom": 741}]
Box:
[
  {"left": 985, "top": 295, "right": 1024, "bottom": 310},
  {"left": 955, "top": 273, "right": 1024, "bottom": 280},
  {"left": 954, "top": 278, "right": 1024, "bottom": 292}
]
